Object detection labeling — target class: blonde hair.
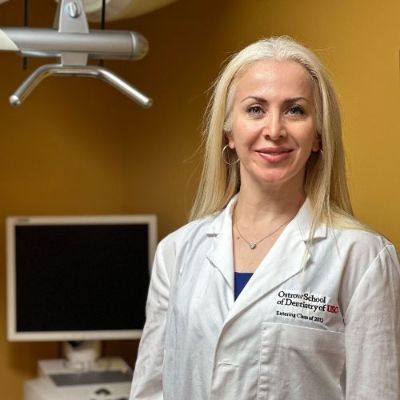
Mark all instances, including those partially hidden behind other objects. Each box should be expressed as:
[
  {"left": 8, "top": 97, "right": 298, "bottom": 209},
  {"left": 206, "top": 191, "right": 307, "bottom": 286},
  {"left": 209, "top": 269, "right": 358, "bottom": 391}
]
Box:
[{"left": 190, "top": 36, "right": 356, "bottom": 231}]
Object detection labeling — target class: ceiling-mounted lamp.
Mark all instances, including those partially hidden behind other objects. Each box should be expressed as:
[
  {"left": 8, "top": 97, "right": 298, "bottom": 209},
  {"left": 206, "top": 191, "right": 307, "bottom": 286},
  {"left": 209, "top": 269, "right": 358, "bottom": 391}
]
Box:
[{"left": 0, "top": 0, "right": 167, "bottom": 107}]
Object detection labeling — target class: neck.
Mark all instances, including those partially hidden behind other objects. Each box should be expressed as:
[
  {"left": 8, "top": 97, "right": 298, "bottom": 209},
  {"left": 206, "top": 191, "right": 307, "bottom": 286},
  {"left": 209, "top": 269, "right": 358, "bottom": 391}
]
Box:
[{"left": 234, "top": 180, "right": 305, "bottom": 226}]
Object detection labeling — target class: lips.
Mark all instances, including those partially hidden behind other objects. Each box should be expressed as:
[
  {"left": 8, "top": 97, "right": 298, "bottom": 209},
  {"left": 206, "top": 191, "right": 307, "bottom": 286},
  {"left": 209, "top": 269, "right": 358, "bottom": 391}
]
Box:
[{"left": 256, "top": 147, "right": 293, "bottom": 163}]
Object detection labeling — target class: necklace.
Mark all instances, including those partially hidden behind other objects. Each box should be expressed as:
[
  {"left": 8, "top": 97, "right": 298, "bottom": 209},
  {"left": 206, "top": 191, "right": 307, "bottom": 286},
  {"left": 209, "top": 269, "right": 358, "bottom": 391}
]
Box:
[{"left": 234, "top": 218, "right": 292, "bottom": 250}]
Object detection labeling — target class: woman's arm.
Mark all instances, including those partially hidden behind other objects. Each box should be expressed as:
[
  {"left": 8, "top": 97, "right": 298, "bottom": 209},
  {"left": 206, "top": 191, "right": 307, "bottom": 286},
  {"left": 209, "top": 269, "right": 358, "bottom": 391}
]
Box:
[
  {"left": 344, "top": 245, "right": 400, "bottom": 399},
  {"left": 129, "top": 239, "right": 174, "bottom": 400}
]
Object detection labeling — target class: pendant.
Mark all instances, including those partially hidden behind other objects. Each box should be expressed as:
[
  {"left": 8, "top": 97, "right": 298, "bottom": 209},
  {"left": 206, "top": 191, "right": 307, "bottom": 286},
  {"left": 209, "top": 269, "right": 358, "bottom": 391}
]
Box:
[{"left": 249, "top": 242, "right": 257, "bottom": 250}]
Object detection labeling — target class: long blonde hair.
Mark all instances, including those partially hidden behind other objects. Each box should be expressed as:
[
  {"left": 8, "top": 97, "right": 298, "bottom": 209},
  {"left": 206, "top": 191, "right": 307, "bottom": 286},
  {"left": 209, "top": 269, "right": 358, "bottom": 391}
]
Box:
[{"left": 190, "top": 36, "right": 356, "bottom": 231}]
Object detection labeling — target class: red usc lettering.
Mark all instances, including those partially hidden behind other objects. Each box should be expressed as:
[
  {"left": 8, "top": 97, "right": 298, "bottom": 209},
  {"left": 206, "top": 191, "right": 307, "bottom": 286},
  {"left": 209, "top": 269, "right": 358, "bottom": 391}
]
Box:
[{"left": 327, "top": 304, "right": 339, "bottom": 314}]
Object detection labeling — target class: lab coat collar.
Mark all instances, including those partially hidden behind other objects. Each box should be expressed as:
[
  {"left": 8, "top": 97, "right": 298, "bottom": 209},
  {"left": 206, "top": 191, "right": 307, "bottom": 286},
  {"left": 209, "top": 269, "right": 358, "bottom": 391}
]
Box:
[
  {"left": 205, "top": 195, "right": 327, "bottom": 320},
  {"left": 295, "top": 198, "right": 327, "bottom": 241},
  {"left": 206, "top": 195, "right": 327, "bottom": 241},
  {"left": 205, "top": 197, "right": 237, "bottom": 289}
]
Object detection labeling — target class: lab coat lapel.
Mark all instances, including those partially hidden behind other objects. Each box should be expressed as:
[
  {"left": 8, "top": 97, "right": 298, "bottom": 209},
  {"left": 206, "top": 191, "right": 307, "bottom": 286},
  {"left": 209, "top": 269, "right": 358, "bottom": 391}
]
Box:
[
  {"left": 205, "top": 199, "right": 236, "bottom": 290},
  {"left": 225, "top": 199, "right": 327, "bottom": 323}
]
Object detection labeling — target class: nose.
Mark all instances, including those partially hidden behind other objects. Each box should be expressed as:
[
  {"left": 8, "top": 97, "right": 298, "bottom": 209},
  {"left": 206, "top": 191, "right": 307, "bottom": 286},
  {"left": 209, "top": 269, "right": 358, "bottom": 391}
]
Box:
[{"left": 264, "top": 110, "right": 286, "bottom": 140}]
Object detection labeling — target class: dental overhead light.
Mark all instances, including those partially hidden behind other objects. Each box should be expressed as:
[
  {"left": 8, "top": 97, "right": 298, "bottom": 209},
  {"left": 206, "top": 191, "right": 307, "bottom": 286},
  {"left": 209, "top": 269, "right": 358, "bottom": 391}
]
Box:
[{"left": 0, "top": 0, "right": 177, "bottom": 107}]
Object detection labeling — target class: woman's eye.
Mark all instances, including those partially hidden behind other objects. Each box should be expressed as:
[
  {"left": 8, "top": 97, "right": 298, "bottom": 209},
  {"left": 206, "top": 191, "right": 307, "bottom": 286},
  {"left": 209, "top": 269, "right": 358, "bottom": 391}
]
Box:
[
  {"left": 287, "top": 105, "right": 305, "bottom": 115},
  {"left": 247, "top": 105, "right": 264, "bottom": 115}
]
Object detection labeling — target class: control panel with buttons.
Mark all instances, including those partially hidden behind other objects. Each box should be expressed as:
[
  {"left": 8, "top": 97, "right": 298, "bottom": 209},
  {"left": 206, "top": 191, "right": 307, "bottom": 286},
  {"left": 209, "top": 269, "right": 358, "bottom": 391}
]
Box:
[{"left": 24, "top": 358, "right": 133, "bottom": 400}]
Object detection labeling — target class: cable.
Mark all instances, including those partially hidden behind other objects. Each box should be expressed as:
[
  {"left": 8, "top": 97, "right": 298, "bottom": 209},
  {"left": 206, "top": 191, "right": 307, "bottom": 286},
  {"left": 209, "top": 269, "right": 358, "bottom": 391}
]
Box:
[
  {"left": 99, "top": 0, "right": 106, "bottom": 66},
  {"left": 22, "top": 0, "right": 29, "bottom": 69}
]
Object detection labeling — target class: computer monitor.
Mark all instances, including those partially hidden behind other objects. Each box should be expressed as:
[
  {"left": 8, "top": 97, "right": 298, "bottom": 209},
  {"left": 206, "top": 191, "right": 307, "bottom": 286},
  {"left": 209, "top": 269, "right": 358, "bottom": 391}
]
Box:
[{"left": 6, "top": 215, "right": 157, "bottom": 343}]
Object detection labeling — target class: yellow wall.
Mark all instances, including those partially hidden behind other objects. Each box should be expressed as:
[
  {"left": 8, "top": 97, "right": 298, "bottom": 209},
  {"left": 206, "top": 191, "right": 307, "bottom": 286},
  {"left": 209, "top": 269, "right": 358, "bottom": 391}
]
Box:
[{"left": 0, "top": 0, "right": 399, "bottom": 398}]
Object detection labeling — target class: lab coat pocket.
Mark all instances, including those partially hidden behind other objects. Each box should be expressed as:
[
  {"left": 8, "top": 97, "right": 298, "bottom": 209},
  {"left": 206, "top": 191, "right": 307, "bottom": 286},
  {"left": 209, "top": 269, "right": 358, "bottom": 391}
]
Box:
[{"left": 257, "top": 322, "right": 345, "bottom": 400}]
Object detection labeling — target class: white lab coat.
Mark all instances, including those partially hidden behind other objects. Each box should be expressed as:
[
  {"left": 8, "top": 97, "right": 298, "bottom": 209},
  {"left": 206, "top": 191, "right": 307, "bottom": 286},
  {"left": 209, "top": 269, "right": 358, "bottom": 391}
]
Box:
[{"left": 130, "top": 197, "right": 400, "bottom": 400}]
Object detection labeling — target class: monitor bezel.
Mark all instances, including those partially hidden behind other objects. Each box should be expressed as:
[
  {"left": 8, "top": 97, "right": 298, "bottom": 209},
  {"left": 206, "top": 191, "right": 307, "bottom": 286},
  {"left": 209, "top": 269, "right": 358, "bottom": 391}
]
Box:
[{"left": 6, "top": 214, "right": 157, "bottom": 342}]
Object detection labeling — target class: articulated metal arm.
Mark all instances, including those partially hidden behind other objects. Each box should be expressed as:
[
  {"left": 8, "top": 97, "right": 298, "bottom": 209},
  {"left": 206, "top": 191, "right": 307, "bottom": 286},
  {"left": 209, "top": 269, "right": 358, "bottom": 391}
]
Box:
[
  {"left": 0, "top": 0, "right": 152, "bottom": 107},
  {"left": 10, "top": 64, "right": 152, "bottom": 108},
  {"left": 0, "top": 28, "right": 148, "bottom": 61}
]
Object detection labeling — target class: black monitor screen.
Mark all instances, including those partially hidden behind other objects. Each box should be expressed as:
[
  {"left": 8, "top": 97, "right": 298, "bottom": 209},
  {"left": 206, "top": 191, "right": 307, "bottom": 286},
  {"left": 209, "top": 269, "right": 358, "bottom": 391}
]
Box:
[{"left": 13, "top": 223, "right": 151, "bottom": 335}]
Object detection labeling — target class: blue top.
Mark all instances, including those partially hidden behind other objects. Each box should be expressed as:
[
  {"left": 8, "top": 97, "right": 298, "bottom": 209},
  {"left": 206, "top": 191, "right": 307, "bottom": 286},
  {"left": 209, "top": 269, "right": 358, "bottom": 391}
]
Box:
[{"left": 234, "top": 272, "right": 253, "bottom": 300}]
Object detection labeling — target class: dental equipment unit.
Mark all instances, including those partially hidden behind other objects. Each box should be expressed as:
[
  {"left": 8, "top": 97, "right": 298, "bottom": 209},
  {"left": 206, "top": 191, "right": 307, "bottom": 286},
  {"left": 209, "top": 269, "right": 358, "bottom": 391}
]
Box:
[{"left": 0, "top": 0, "right": 152, "bottom": 107}]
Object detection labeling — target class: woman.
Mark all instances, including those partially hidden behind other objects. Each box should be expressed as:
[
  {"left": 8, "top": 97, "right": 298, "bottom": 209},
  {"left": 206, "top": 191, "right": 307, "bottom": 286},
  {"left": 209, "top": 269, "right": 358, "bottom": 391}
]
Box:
[{"left": 130, "top": 37, "right": 400, "bottom": 399}]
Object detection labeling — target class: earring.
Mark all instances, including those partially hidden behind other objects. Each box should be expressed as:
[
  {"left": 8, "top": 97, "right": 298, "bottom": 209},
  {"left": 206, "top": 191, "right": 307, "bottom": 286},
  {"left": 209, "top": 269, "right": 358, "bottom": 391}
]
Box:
[{"left": 222, "top": 145, "right": 240, "bottom": 166}]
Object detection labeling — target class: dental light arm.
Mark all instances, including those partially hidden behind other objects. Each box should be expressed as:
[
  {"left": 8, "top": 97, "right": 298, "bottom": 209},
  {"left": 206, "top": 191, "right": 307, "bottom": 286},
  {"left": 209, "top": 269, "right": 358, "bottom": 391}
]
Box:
[
  {"left": 9, "top": 64, "right": 152, "bottom": 108},
  {"left": 1, "top": 28, "right": 149, "bottom": 60},
  {"left": 0, "top": 0, "right": 152, "bottom": 107}
]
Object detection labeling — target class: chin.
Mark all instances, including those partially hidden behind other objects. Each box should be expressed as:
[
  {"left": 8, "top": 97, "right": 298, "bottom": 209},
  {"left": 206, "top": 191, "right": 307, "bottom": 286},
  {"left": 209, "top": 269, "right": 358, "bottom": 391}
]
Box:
[
  {"left": 256, "top": 170, "right": 304, "bottom": 188},
  {"left": 257, "top": 175, "right": 289, "bottom": 186}
]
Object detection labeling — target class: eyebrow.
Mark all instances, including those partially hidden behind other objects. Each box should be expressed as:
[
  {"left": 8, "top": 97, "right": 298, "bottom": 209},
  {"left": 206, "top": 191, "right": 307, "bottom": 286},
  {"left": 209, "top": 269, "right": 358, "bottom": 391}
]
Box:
[{"left": 240, "top": 96, "right": 311, "bottom": 104}]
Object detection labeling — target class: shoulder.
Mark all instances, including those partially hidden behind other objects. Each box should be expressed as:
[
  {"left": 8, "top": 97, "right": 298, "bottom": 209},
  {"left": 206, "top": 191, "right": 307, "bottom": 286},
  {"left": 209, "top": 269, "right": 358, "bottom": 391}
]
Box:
[
  {"left": 325, "top": 224, "right": 399, "bottom": 303},
  {"left": 153, "top": 212, "right": 220, "bottom": 276},
  {"left": 328, "top": 224, "right": 397, "bottom": 264},
  {"left": 310, "top": 221, "right": 399, "bottom": 281},
  {"left": 161, "top": 213, "right": 217, "bottom": 248}
]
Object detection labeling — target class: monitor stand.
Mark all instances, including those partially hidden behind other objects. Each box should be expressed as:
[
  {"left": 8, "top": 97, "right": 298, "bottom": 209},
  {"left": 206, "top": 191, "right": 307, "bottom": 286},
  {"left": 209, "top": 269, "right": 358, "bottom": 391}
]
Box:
[
  {"left": 23, "top": 341, "right": 133, "bottom": 400},
  {"left": 62, "top": 340, "right": 102, "bottom": 371}
]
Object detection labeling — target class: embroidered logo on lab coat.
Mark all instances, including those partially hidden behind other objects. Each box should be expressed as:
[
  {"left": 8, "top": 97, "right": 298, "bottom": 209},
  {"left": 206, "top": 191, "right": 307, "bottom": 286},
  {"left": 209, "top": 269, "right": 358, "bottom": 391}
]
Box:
[{"left": 275, "top": 290, "right": 339, "bottom": 324}]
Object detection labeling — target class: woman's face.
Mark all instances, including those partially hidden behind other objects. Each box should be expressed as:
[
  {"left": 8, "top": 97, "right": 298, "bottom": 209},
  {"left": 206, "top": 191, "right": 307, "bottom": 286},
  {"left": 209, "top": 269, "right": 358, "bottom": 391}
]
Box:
[{"left": 227, "top": 59, "right": 320, "bottom": 191}]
